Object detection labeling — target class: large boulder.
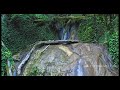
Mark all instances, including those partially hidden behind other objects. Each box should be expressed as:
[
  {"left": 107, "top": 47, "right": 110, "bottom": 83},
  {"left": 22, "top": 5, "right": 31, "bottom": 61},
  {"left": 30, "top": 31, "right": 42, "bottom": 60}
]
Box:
[{"left": 13, "top": 42, "right": 118, "bottom": 76}]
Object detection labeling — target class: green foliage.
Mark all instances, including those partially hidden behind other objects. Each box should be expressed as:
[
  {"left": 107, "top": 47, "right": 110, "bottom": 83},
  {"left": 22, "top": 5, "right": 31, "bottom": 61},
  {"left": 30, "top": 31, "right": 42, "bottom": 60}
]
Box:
[
  {"left": 99, "top": 30, "right": 119, "bottom": 69},
  {"left": 78, "top": 15, "right": 95, "bottom": 42},
  {"left": 38, "top": 26, "right": 56, "bottom": 41},
  {"left": 108, "top": 31, "right": 119, "bottom": 69},
  {"left": 2, "top": 14, "right": 56, "bottom": 55},
  {"left": 99, "top": 31, "right": 110, "bottom": 44},
  {"left": 1, "top": 46, "right": 14, "bottom": 76},
  {"left": 78, "top": 26, "right": 94, "bottom": 42}
]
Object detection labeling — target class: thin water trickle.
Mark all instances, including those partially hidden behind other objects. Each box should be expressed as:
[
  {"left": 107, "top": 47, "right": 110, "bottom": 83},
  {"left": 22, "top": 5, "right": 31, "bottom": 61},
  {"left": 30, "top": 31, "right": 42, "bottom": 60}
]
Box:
[{"left": 77, "top": 59, "right": 84, "bottom": 76}]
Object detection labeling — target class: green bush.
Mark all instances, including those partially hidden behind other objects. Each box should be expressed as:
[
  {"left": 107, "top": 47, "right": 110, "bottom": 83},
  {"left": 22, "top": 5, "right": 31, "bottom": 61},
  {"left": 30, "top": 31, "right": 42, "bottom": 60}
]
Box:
[{"left": 108, "top": 31, "right": 119, "bottom": 69}]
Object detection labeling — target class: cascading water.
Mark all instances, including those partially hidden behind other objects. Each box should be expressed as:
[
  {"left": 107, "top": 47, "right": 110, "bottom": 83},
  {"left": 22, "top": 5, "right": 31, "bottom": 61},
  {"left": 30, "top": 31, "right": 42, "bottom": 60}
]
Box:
[
  {"left": 57, "top": 23, "right": 79, "bottom": 40},
  {"left": 59, "top": 28, "right": 70, "bottom": 40}
]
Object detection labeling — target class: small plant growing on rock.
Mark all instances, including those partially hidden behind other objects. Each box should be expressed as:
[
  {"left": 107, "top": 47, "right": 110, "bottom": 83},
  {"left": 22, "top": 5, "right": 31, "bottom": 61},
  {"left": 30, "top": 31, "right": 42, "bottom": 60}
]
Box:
[{"left": 27, "top": 66, "right": 39, "bottom": 76}]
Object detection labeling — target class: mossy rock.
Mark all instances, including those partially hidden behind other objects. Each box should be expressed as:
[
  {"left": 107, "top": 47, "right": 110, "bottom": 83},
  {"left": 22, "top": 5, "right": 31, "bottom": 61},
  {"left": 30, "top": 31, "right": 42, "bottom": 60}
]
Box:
[{"left": 20, "top": 43, "right": 118, "bottom": 76}]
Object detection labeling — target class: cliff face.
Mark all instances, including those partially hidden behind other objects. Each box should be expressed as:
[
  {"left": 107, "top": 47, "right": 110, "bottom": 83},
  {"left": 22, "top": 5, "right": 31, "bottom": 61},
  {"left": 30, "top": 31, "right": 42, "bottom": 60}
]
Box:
[{"left": 13, "top": 42, "right": 118, "bottom": 76}]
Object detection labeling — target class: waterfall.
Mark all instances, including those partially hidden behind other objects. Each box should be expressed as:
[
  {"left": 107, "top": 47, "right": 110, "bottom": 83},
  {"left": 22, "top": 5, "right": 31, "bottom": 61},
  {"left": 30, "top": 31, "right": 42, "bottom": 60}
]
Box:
[
  {"left": 58, "top": 23, "right": 79, "bottom": 40},
  {"left": 54, "top": 20, "right": 79, "bottom": 40},
  {"left": 63, "top": 28, "right": 70, "bottom": 40}
]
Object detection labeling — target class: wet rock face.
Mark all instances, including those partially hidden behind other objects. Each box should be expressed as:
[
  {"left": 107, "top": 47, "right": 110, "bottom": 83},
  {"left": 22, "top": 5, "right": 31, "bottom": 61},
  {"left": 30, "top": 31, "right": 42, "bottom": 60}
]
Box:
[{"left": 15, "top": 43, "right": 118, "bottom": 76}]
